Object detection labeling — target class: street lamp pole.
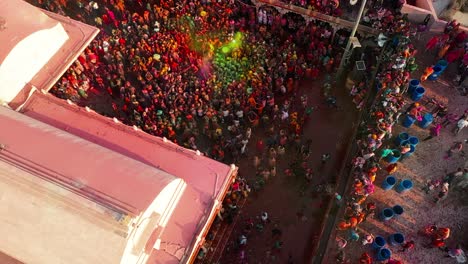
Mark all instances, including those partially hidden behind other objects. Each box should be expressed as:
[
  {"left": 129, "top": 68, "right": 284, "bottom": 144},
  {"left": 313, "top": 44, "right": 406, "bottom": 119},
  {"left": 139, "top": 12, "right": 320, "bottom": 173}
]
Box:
[{"left": 336, "top": 0, "right": 368, "bottom": 80}]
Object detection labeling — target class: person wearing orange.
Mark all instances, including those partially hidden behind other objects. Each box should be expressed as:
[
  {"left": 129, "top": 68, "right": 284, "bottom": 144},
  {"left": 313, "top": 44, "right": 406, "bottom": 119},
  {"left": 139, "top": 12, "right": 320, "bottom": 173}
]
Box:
[
  {"left": 337, "top": 220, "right": 351, "bottom": 230},
  {"left": 437, "top": 43, "right": 451, "bottom": 59},
  {"left": 359, "top": 253, "right": 372, "bottom": 264},
  {"left": 354, "top": 180, "right": 364, "bottom": 194},
  {"left": 421, "top": 66, "right": 434, "bottom": 81},
  {"left": 409, "top": 102, "right": 423, "bottom": 116},
  {"left": 349, "top": 217, "right": 358, "bottom": 228},
  {"left": 386, "top": 163, "right": 398, "bottom": 174},
  {"left": 434, "top": 227, "right": 450, "bottom": 241},
  {"left": 400, "top": 143, "right": 411, "bottom": 155},
  {"left": 368, "top": 172, "right": 376, "bottom": 183},
  {"left": 356, "top": 212, "right": 366, "bottom": 224}
]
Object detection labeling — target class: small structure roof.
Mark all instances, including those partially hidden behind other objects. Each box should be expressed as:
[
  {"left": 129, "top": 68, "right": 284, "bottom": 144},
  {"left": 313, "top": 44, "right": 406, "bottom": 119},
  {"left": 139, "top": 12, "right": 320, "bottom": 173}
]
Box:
[{"left": 0, "top": 0, "right": 99, "bottom": 108}]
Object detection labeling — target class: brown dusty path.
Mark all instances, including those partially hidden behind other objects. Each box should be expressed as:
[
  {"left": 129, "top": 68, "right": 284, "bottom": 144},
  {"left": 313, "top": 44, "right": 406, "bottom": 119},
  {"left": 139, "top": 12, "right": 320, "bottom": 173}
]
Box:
[{"left": 218, "top": 76, "right": 359, "bottom": 264}]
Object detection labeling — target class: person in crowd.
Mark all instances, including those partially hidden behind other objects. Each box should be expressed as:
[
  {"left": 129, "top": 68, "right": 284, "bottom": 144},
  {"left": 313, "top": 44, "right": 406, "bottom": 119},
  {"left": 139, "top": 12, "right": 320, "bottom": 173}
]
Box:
[
  {"left": 399, "top": 240, "right": 415, "bottom": 252},
  {"left": 445, "top": 244, "right": 467, "bottom": 262},
  {"left": 421, "top": 66, "right": 434, "bottom": 81},
  {"left": 445, "top": 141, "right": 464, "bottom": 159},
  {"left": 359, "top": 252, "right": 372, "bottom": 264},
  {"left": 455, "top": 168, "right": 468, "bottom": 189},
  {"left": 423, "top": 123, "right": 442, "bottom": 141},
  {"left": 422, "top": 178, "right": 441, "bottom": 194},
  {"left": 455, "top": 115, "right": 468, "bottom": 134},
  {"left": 434, "top": 182, "right": 449, "bottom": 203},
  {"left": 425, "top": 35, "right": 439, "bottom": 52},
  {"left": 457, "top": 62, "right": 468, "bottom": 86},
  {"left": 361, "top": 234, "right": 374, "bottom": 246}
]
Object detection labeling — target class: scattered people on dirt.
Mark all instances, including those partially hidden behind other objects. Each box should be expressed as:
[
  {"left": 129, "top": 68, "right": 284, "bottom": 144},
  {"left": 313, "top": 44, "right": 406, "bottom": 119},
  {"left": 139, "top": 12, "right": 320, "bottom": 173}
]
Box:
[
  {"left": 455, "top": 168, "right": 468, "bottom": 189},
  {"left": 321, "top": 153, "right": 331, "bottom": 164},
  {"left": 445, "top": 244, "right": 467, "bottom": 263},
  {"left": 260, "top": 212, "right": 269, "bottom": 223},
  {"left": 423, "top": 123, "right": 442, "bottom": 141},
  {"left": 238, "top": 234, "right": 248, "bottom": 246},
  {"left": 455, "top": 115, "right": 468, "bottom": 134},
  {"left": 272, "top": 226, "right": 282, "bottom": 238},
  {"left": 422, "top": 179, "right": 441, "bottom": 194},
  {"left": 399, "top": 240, "right": 415, "bottom": 252},
  {"left": 445, "top": 141, "right": 464, "bottom": 159},
  {"left": 361, "top": 234, "right": 374, "bottom": 246},
  {"left": 336, "top": 236, "right": 348, "bottom": 249},
  {"left": 434, "top": 182, "right": 450, "bottom": 203}
]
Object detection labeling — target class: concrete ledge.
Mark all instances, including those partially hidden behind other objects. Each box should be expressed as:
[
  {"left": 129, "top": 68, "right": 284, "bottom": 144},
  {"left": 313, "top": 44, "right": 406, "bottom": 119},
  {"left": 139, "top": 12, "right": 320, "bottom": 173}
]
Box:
[{"left": 403, "top": 1, "right": 468, "bottom": 32}]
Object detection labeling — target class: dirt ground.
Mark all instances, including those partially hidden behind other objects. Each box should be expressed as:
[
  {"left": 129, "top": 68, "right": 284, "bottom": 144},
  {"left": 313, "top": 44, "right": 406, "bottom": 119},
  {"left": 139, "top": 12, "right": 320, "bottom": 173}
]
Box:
[
  {"left": 322, "top": 32, "right": 468, "bottom": 263},
  {"left": 216, "top": 75, "right": 359, "bottom": 264}
]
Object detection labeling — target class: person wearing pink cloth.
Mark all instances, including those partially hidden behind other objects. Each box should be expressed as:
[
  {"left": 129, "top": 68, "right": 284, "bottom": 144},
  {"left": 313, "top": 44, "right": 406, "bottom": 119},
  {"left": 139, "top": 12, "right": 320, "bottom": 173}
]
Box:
[
  {"left": 423, "top": 123, "right": 442, "bottom": 141},
  {"left": 446, "top": 49, "right": 464, "bottom": 63},
  {"left": 455, "top": 31, "right": 467, "bottom": 44},
  {"left": 425, "top": 35, "right": 439, "bottom": 52}
]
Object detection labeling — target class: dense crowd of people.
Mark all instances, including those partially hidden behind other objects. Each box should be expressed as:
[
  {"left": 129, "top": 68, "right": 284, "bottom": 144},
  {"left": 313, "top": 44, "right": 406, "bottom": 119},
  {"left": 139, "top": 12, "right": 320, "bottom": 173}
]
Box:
[
  {"left": 31, "top": 0, "right": 346, "bottom": 164},
  {"left": 336, "top": 27, "right": 414, "bottom": 239}
]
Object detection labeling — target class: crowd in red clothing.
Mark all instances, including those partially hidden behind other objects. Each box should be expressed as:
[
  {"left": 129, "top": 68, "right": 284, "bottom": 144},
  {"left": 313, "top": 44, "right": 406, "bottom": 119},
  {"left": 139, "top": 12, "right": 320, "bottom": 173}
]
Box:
[
  {"left": 30, "top": 0, "right": 345, "bottom": 162},
  {"left": 425, "top": 19, "right": 468, "bottom": 86}
]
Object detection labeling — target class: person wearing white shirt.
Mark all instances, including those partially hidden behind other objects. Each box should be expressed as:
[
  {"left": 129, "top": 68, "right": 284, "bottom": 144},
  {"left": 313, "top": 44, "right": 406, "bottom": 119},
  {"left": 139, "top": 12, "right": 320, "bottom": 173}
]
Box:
[{"left": 455, "top": 116, "right": 468, "bottom": 134}]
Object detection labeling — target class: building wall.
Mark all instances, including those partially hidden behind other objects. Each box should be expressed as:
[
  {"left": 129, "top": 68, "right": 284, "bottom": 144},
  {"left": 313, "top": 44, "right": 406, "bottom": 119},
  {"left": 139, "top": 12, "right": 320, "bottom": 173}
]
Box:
[{"left": 431, "top": 0, "right": 453, "bottom": 15}]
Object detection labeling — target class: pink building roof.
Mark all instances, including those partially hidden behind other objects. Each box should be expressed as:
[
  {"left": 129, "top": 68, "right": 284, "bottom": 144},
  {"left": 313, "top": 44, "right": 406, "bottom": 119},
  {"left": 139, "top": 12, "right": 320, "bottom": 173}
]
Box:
[
  {"left": 0, "top": 105, "right": 179, "bottom": 215},
  {"left": 21, "top": 92, "right": 235, "bottom": 208},
  {"left": 20, "top": 91, "right": 237, "bottom": 263},
  {"left": 0, "top": 0, "right": 99, "bottom": 108},
  {"left": 0, "top": 103, "right": 234, "bottom": 263}
]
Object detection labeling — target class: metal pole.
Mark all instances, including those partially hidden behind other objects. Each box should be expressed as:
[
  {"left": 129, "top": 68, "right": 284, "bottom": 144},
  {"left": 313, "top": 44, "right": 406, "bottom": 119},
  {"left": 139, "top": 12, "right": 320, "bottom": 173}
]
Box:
[{"left": 336, "top": 0, "right": 368, "bottom": 79}]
